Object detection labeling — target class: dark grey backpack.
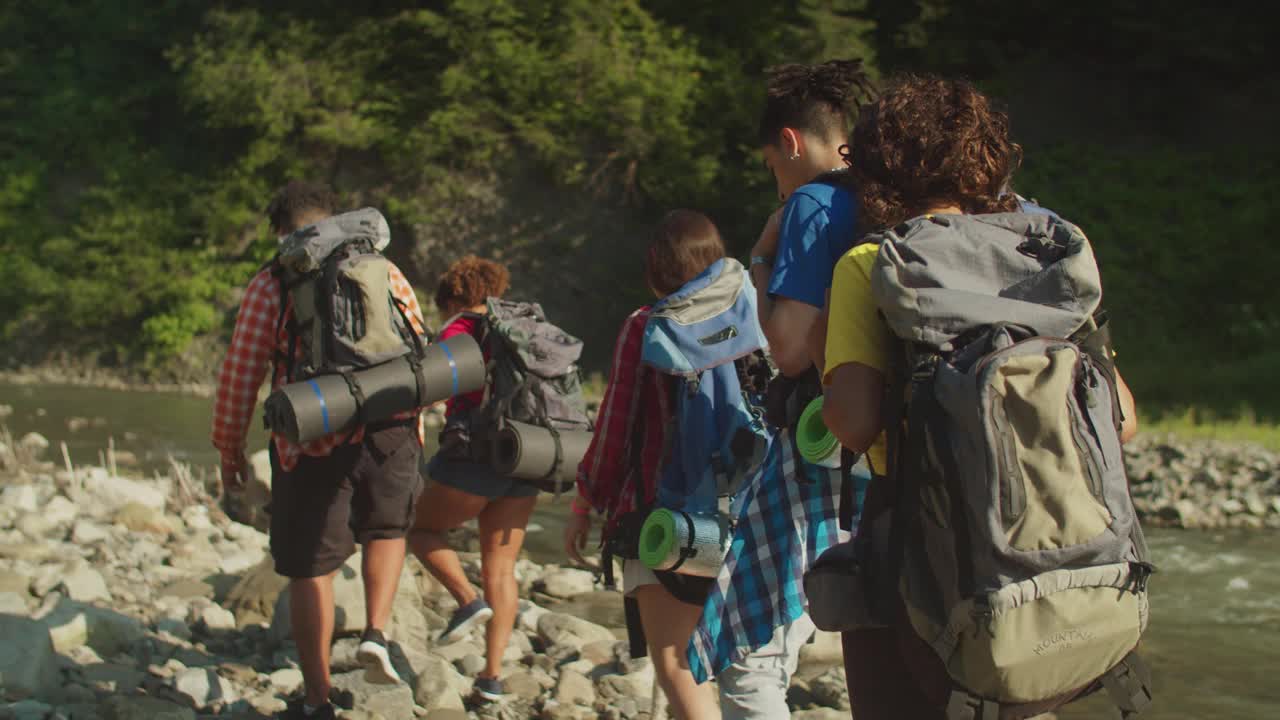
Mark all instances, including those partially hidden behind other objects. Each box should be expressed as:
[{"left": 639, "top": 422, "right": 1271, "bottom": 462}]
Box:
[
  {"left": 828, "top": 214, "right": 1155, "bottom": 719},
  {"left": 272, "top": 208, "right": 424, "bottom": 382},
  {"left": 445, "top": 299, "right": 592, "bottom": 490}
]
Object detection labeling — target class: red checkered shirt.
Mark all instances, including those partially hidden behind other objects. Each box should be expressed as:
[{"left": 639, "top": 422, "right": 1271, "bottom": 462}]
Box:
[
  {"left": 211, "top": 263, "right": 427, "bottom": 471},
  {"left": 576, "top": 307, "right": 672, "bottom": 535}
]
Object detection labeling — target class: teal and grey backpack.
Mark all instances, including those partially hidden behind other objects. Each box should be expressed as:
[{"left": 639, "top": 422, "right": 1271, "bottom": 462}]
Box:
[
  {"left": 859, "top": 213, "right": 1154, "bottom": 719},
  {"left": 642, "top": 258, "right": 772, "bottom": 543}
]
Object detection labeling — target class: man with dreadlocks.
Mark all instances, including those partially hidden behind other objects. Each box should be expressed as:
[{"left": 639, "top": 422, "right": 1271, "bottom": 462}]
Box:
[{"left": 686, "top": 59, "right": 877, "bottom": 718}]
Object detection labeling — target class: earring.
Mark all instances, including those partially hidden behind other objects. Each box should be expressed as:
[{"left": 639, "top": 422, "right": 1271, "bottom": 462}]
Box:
[{"left": 789, "top": 152, "right": 800, "bottom": 160}]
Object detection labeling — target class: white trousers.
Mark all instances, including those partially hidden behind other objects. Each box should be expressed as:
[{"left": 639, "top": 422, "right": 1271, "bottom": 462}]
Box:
[{"left": 717, "top": 613, "right": 817, "bottom": 720}]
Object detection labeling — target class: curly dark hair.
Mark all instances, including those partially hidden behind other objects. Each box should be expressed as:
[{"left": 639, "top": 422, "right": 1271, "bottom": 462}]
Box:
[
  {"left": 846, "top": 75, "right": 1023, "bottom": 231},
  {"left": 758, "top": 59, "right": 877, "bottom": 146},
  {"left": 645, "top": 210, "right": 726, "bottom": 297},
  {"left": 434, "top": 256, "right": 511, "bottom": 313},
  {"left": 265, "top": 180, "right": 337, "bottom": 234}
]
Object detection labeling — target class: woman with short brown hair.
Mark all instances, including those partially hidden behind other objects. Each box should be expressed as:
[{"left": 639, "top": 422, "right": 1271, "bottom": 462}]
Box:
[{"left": 566, "top": 210, "right": 749, "bottom": 720}]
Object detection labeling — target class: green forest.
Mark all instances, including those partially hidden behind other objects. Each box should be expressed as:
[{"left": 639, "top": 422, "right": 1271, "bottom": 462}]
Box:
[{"left": 1, "top": 1, "right": 1276, "bottom": 422}]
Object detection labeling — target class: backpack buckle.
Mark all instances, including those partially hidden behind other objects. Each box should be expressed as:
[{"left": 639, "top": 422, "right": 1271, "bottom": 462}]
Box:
[
  {"left": 1102, "top": 652, "right": 1154, "bottom": 717},
  {"left": 945, "top": 691, "right": 998, "bottom": 720},
  {"left": 1129, "top": 562, "right": 1156, "bottom": 593}
]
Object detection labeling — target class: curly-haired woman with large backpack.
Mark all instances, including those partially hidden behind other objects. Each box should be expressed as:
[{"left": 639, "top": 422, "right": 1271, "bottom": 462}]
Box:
[
  {"left": 408, "top": 256, "right": 536, "bottom": 702},
  {"left": 821, "top": 75, "right": 1147, "bottom": 720}
]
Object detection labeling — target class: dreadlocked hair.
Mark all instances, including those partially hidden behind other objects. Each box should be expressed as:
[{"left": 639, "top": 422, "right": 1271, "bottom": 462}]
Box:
[
  {"left": 757, "top": 58, "right": 877, "bottom": 147},
  {"left": 265, "top": 180, "right": 337, "bottom": 235},
  {"left": 848, "top": 74, "right": 1023, "bottom": 232}
]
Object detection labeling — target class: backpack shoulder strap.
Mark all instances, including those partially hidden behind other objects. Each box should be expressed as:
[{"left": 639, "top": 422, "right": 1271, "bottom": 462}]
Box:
[
  {"left": 1071, "top": 308, "right": 1123, "bottom": 428},
  {"left": 265, "top": 258, "right": 297, "bottom": 384},
  {"left": 810, "top": 167, "right": 857, "bottom": 191}
]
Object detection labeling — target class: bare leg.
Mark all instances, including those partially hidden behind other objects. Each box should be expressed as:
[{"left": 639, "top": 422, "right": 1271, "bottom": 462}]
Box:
[
  {"left": 362, "top": 537, "right": 406, "bottom": 630},
  {"left": 291, "top": 572, "right": 337, "bottom": 707},
  {"left": 476, "top": 494, "right": 538, "bottom": 678},
  {"left": 407, "top": 482, "right": 489, "bottom": 606},
  {"left": 635, "top": 584, "right": 719, "bottom": 720}
]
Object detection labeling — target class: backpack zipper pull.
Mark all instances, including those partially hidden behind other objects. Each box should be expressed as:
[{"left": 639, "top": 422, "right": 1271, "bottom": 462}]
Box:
[{"left": 1130, "top": 562, "right": 1156, "bottom": 593}]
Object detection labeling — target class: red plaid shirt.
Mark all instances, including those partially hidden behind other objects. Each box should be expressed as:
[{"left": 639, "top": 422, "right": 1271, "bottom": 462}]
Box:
[
  {"left": 211, "top": 263, "right": 427, "bottom": 471},
  {"left": 576, "top": 307, "right": 672, "bottom": 534}
]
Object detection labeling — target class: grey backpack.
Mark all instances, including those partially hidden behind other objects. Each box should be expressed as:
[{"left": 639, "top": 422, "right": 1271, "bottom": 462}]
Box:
[
  {"left": 273, "top": 208, "right": 424, "bottom": 383},
  {"left": 852, "top": 214, "right": 1153, "bottom": 719},
  {"left": 452, "top": 299, "right": 592, "bottom": 486}
]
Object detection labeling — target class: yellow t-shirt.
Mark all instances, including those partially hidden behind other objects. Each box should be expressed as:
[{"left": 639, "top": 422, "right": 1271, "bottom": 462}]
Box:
[{"left": 824, "top": 243, "right": 892, "bottom": 474}]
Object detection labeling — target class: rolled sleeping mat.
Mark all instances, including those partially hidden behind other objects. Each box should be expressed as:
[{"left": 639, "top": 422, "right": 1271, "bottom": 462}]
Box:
[
  {"left": 638, "top": 508, "right": 728, "bottom": 578},
  {"left": 263, "top": 333, "right": 485, "bottom": 444},
  {"left": 491, "top": 420, "right": 593, "bottom": 493},
  {"left": 796, "top": 395, "right": 841, "bottom": 469}
]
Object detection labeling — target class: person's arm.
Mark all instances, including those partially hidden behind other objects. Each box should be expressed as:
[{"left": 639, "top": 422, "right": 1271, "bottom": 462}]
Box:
[
  {"left": 566, "top": 309, "right": 648, "bottom": 568},
  {"left": 820, "top": 245, "right": 893, "bottom": 461},
  {"left": 822, "top": 362, "right": 886, "bottom": 453},
  {"left": 1115, "top": 369, "right": 1139, "bottom": 444},
  {"left": 576, "top": 310, "right": 645, "bottom": 501},
  {"left": 564, "top": 493, "right": 594, "bottom": 568},
  {"left": 751, "top": 196, "right": 829, "bottom": 377},
  {"left": 211, "top": 271, "right": 278, "bottom": 491},
  {"left": 750, "top": 206, "right": 783, "bottom": 330},
  {"left": 806, "top": 290, "right": 832, "bottom": 377}
]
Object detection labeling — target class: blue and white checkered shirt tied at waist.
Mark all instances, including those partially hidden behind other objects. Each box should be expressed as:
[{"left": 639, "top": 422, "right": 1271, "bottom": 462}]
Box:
[{"left": 687, "top": 429, "right": 861, "bottom": 682}]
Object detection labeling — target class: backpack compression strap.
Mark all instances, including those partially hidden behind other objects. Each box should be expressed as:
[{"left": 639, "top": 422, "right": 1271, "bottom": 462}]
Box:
[
  {"left": 1101, "top": 651, "right": 1155, "bottom": 718},
  {"left": 390, "top": 296, "right": 428, "bottom": 406},
  {"left": 268, "top": 261, "right": 297, "bottom": 386},
  {"left": 339, "top": 369, "right": 368, "bottom": 439},
  {"left": 943, "top": 651, "right": 1153, "bottom": 720},
  {"left": 536, "top": 425, "right": 567, "bottom": 493},
  {"left": 838, "top": 447, "right": 863, "bottom": 531}
]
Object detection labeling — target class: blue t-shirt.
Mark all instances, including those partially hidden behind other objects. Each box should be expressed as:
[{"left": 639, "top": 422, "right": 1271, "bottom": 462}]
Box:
[
  {"left": 1016, "top": 194, "right": 1059, "bottom": 218},
  {"left": 767, "top": 182, "right": 858, "bottom": 308}
]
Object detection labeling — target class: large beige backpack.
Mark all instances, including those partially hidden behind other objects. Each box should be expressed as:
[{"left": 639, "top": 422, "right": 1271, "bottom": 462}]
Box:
[{"left": 864, "top": 213, "right": 1155, "bottom": 719}]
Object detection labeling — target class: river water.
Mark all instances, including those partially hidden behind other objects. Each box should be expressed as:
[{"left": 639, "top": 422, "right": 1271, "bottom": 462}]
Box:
[{"left": 2, "top": 382, "right": 1277, "bottom": 717}]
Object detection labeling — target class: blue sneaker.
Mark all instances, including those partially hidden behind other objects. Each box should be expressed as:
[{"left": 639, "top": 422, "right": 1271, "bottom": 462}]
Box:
[
  {"left": 473, "top": 675, "right": 505, "bottom": 702},
  {"left": 438, "top": 598, "right": 493, "bottom": 644}
]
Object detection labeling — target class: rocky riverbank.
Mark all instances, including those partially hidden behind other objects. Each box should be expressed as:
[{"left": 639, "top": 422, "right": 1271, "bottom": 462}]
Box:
[
  {"left": 0, "top": 369, "right": 215, "bottom": 400},
  {"left": 1, "top": 423, "right": 1276, "bottom": 718},
  {"left": 0, "top": 430, "right": 849, "bottom": 720},
  {"left": 1126, "top": 434, "right": 1280, "bottom": 530}
]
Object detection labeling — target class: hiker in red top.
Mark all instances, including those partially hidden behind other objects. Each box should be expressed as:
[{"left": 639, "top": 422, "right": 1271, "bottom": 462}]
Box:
[
  {"left": 211, "top": 181, "right": 428, "bottom": 720},
  {"left": 407, "top": 256, "right": 535, "bottom": 702}
]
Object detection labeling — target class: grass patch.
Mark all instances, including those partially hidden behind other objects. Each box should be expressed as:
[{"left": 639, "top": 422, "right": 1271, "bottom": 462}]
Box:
[{"left": 1139, "top": 408, "right": 1280, "bottom": 451}]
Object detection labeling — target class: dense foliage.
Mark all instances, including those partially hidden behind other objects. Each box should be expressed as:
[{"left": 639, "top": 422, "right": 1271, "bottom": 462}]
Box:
[{"left": 0, "top": 2, "right": 1274, "bottom": 416}]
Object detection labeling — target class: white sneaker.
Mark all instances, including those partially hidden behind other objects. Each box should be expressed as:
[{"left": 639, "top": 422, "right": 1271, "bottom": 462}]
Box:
[{"left": 356, "top": 628, "right": 402, "bottom": 685}]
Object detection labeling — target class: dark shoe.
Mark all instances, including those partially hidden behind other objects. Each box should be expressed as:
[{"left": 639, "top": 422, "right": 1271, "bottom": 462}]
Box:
[
  {"left": 473, "top": 675, "right": 505, "bottom": 702},
  {"left": 439, "top": 598, "right": 493, "bottom": 644},
  {"left": 278, "top": 699, "right": 336, "bottom": 719},
  {"left": 328, "top": 687, "right": 355, "bottom": 710},
  {"left": 356, "top": 627, "right": 402, "bottom": 684}
]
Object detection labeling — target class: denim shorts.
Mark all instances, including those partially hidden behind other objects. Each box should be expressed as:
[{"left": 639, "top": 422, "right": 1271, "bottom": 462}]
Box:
[{"left": 424, "top": 454, "right": 540, "bottom": 499}]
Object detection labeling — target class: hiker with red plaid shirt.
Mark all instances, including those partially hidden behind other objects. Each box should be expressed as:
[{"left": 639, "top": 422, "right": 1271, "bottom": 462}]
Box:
[{"left": 212, "top": 181, "right": 428, "bottom": 720}]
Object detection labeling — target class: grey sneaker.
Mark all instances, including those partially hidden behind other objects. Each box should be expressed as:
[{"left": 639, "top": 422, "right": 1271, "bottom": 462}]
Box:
[
  {"left": 438, "top": 598, "right": 493, "bottom": 645},
  {"left": 356, "top": 627, "right": 402, "bottom": 684},
  {"left": 473, "top": 676, "right": 505, "bottom": 702}
]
